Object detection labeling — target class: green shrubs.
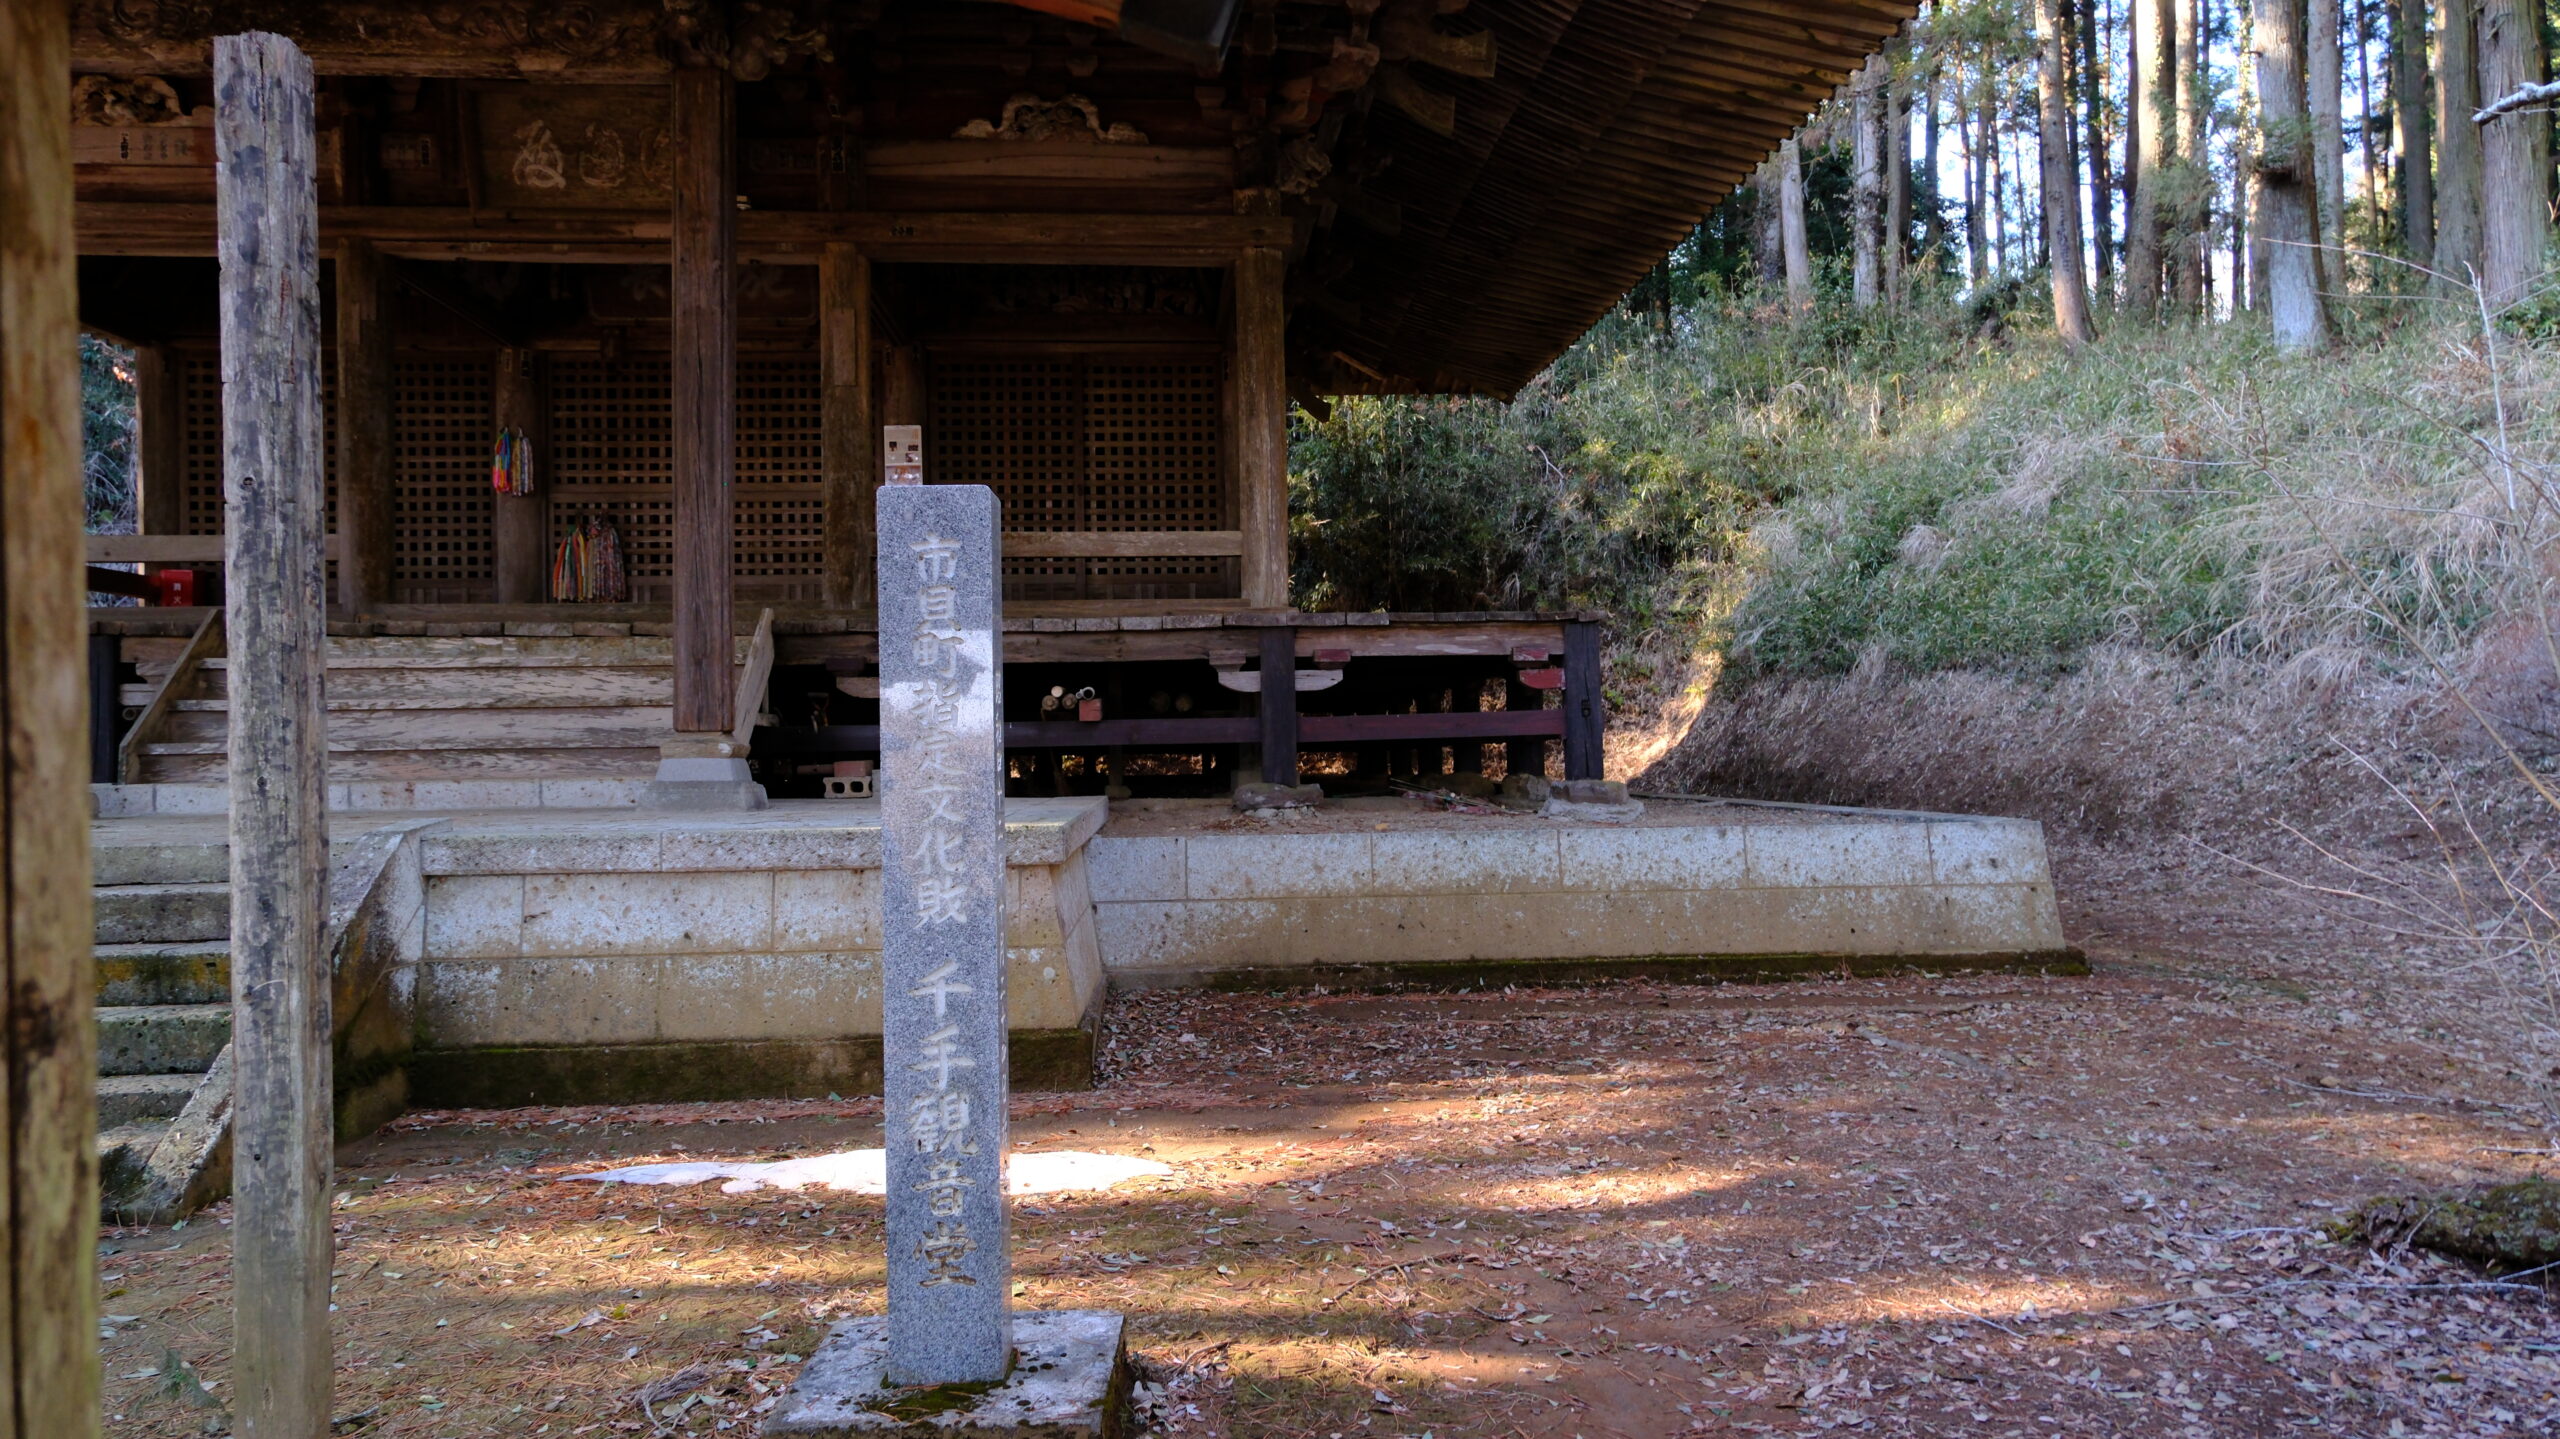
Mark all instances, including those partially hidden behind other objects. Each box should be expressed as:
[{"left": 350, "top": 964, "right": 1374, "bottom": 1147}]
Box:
[{"left": 1291, "top": 278, "right": 2553, "bottom": 690}]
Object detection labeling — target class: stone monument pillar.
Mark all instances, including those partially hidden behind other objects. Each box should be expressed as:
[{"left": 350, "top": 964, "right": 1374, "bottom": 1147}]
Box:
[
  {"left": 765, "top": 484, "right": 1128, "bottom": 1438},
  {"left": 877, "top": 484, "right": 1012, "bottom": 1384}
]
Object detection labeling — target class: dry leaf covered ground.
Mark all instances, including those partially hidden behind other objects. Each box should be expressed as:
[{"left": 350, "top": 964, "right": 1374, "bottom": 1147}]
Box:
[{"left": 97, "top": 850, "right": 2557, "bottom": 1439}]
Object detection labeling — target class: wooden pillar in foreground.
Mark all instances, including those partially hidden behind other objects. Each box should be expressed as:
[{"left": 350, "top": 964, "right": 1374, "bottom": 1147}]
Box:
[
  {"left": 334, "top": 238, "right": 394, "bottom": 609},
  {"left": 1, "top": 2, "right": 103, "bottom": 1434},
  {"left": 1232, "top": 247, "right": 1289, "bottom": 609},
  {"left": 134, "top": 342, "right": 186, "bottom": 534},
  {"left": 491, "top": 346, "right": 549, "bottom": 603},
  {"left": 671, "top": 65, "right": 735, "bottom": 731},
  {"left": 1258, "top": 624, "right": 1299, "bottom": 786},
  {"left": 820, "top": 243, "right": 875, "bottom": 608},
  {"left": 216, "top": 32, "right": 334, "bottom": 1438}
]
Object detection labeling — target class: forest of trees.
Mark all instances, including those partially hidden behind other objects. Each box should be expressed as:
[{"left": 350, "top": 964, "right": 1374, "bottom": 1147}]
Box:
[{"left": 1629, "top": 0, "right": 2560, "bottom": 348}]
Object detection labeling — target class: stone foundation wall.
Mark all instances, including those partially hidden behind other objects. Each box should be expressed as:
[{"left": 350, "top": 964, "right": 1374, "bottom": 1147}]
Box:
[
  {"left": 398, "top": 802, "right": 1109, "bottom": 1104},
  {"left": 1084, "top": 815, "right": 2072, "bottom": 987}
]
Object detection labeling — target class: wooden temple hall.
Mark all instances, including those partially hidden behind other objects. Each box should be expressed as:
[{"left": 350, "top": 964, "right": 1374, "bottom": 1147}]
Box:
[{"left": 71, "top": 0, "right": 1916, "bottom": 804}]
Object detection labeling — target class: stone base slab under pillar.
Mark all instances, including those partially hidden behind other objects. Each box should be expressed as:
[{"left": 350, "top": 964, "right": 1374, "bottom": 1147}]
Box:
[
  {"left": 762, "top": 1310, "right": 1128, "bottom": 1438},
  {"left": 644, "top": 754, "right": 769, "bottom": 811}
]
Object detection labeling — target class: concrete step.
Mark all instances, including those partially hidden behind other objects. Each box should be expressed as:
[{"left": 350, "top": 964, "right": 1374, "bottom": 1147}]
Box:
[
  {"left": 93, "top": 883, "right": 228, "bottom": 945},
  {"left": 98, "top": 1119, "right": 169, "bottom": 1200},
  {"left": 98, "top": 1072, "right": 198, "bottom": 1129},
  {"left": 91, "top": 841, "right": 227, "bottom": 888},
  {"left": 97, "top": 941, "right": 229, "bottom": 1006},
  {"left": 97, "top": 1003, "right": 229, "bottom": 1076}
]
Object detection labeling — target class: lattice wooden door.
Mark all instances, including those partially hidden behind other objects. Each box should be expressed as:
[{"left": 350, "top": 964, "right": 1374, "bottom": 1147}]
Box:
[
  {"left": 930, "top": 349, "right": 1233, "bottom": 603},
  {"left": 549, "top": 352, "right": 823, "bottom": 604},
  {"left": 176, "top": 344, "right": 340, "bottom": 590}
]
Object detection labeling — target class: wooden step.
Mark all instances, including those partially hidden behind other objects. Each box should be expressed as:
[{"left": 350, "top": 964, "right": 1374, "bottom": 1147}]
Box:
[
  {"left": 158, "top": 705, "right": 676, "bottom": 750},
  {"left": 220, "top": 634, "right": 680, "bottom": 667},
  {"left": 135, "top": 665, "right": 676, "bottom": 711},
  {"left": 138, "top": 746, "right": 661, "bottom": 785}
]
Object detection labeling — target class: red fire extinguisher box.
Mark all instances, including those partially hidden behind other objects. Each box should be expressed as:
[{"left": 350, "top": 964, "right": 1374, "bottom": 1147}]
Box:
[{"left": 153, "top": 568, "right": 196, "bottom": 607}]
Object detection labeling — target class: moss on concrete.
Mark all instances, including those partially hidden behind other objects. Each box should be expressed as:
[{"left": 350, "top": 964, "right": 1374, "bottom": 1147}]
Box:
[
  {"left": 408, "top": 1026, "right": 1098, "bottom": 1109},
  {"left": 2350, "top": 1178, "right": 2560, "bottom": 1272},
  {"left": 1171, "top": 949, "right": 2089, "bottom": 995}
]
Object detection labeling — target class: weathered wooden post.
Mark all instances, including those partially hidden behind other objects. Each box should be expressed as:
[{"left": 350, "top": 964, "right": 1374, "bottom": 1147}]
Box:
[
  {"left": 819, "top": 242, "right": 876, "bottom": 608},
  {"left": 491, "top": 346, "right": 549, "bottom": 603},
  {"left": 1, "top": 2, "right": 104, "bottom": 1433},
  {"left": 765, "top": 483, "right": 1129, "bottom": 1434},
  {"left": 1232, "top": 247, "right": 1288, "bottom": 610},
  {"left": 135, "top": 342, "right": 187, "bottom": 535},
  {"left": 216, "top": 31, "right": 334, "bottom": 1438},
  {"left": 650, "top": 63, "right": 764, "bottom": 808}
]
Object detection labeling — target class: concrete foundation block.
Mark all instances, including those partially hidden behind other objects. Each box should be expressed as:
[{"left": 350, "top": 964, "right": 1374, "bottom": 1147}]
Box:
[
  {"left": 1557, "top": 824, "right": 1745, "bottom": 890},
  {"left": 1925, "top": 819, "right": 2053, "bottom": 885},
  {"left": 1083, "top": 836, "right": 1184, "bottom": 903},
  {"left": 422, "top": 874, "right": 526, "bottom": 959},
  {"left": 1370, "top": 829, "right": 1560, "bottom": 895},
  {"left": 520, "top": 870, "right": 774, "bottom": 957},
  {"left": 1745, "top": 822, "right": 1933, "bottom": 889},
  {"left": 643, "top": 778, "right": 773, "bottom": 812},
  {"left": 1185, "top": 832, "right": 1371, "bottom": 899},
  {"left": 764, "top": 1310, "right": 1128, "bottom": 1438}
]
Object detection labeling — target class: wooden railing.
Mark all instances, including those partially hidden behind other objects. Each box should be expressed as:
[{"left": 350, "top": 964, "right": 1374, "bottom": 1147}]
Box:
[
  {"left": 117, "top": 608, "right": 222, "bottom": 784},
  {"left": 732, "top": 607, "right": 776, "bottom": 749}
]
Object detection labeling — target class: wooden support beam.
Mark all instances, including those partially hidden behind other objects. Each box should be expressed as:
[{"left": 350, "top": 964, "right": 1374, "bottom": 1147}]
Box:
[
  {"left": 820, "top": 243, "right": 873, "bottom": 608},
  {"left": 76, "top": 203, "right": 1298, "bottom": 265},
  {"left": 334, "top": 238, "right": 394, "bottom": 610},
  {"left": 215, "top": 30, "right": 334, "bottom": 1439},
  {"left": 491, "top": 346, "right": 549, "bottom": 604},
  {"left": 1, "top": 2, "right": 103, "bottom": 1434},
  {"left": 670, "top": 66, "right": 735, "bottom": 733},
  {"left": 90, "top": 632, "right": 124, "bottom": 781},
  {"left": 1561, "top": 619, "right": 1604, "bottom": 782},
  {"left": 1232, "top": 247, "right": 1289, "bottom": 609},
  {"left": 1257, "top": 623, "right": 1298, "bottom": 786},
  {"left": 134, "top": 341, "right": 185, "bottom": 534}
]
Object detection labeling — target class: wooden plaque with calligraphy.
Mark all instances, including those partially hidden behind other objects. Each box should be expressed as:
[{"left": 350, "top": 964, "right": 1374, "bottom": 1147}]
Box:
[{"left": 472, "top": 85, "right": 672, "bottom": 211}]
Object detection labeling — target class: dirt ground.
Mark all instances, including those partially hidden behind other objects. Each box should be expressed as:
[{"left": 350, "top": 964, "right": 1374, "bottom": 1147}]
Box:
[{"left": 97, "top": 844, "right": 2559, "bottom": 1438}]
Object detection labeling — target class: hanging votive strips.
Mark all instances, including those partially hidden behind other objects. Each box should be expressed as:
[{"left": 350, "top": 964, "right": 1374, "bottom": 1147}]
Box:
[{"left": 489, "top": 427, "right": 536, "bottom": 496}]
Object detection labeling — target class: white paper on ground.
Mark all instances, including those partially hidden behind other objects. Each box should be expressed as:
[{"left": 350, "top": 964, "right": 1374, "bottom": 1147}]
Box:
[{"left": 559, "top": 1148, "right": 1173, "bottom": 1196}]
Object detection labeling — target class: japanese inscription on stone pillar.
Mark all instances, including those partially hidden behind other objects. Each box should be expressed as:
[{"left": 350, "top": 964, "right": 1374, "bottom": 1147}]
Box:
[{"left": 877, "top": 483, "right": 1012, "bottom": 1386}]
